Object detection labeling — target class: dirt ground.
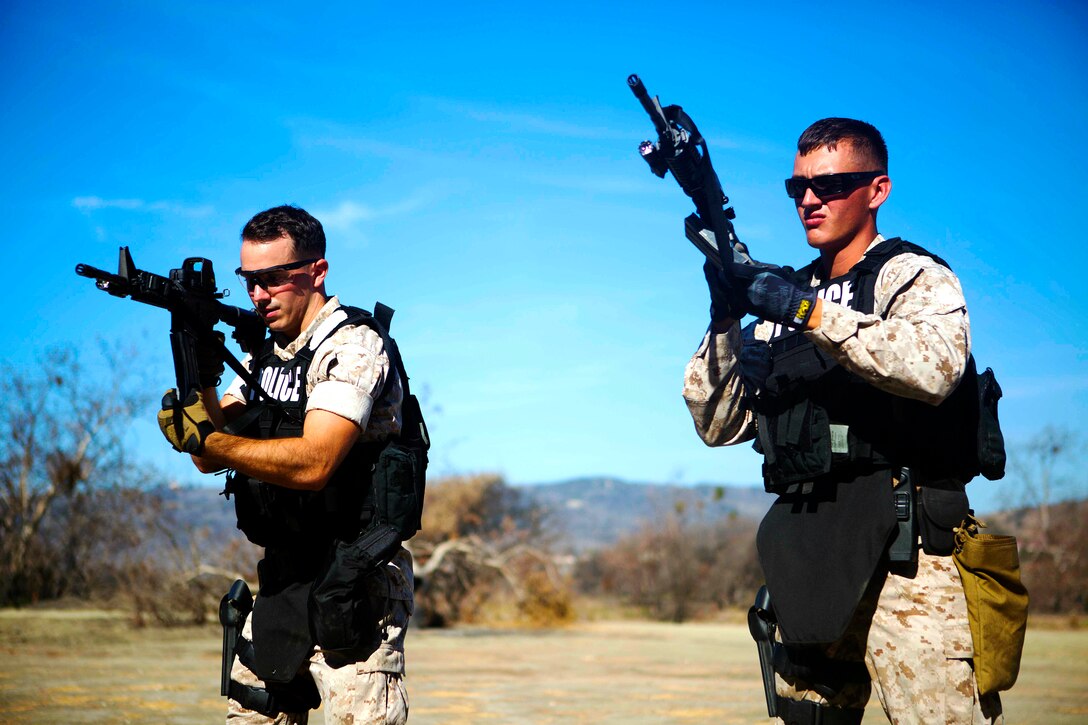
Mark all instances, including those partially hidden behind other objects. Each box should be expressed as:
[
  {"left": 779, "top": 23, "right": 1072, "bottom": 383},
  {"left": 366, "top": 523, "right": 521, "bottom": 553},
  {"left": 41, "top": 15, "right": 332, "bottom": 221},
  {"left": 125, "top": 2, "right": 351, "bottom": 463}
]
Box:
[{"left": 1, "top": 610, "right": 1086, "bottom": 724}]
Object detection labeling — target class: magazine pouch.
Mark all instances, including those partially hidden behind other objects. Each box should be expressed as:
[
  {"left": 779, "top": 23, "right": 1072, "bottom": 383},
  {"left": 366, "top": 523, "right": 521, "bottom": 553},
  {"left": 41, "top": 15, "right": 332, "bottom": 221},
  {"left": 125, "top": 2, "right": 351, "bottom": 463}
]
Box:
[
  {"left": 310, "top": 522, "right": 400, "bottom": 657},
  {"left": 918, "top": 481, "right": 970, "bottom": 556}
]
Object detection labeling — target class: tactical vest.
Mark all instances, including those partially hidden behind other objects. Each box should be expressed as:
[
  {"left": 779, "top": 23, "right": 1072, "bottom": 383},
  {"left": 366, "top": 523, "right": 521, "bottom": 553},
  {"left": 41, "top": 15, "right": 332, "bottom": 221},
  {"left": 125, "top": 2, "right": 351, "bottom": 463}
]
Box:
[
  {"left": 754, "top": 237, "right": 984, "bottom": 492},
  {"left": 220, "top": 304, "right": 428, "bottom": 689},
  {"left": 225, "top": 306, "right": 396, "bottom": 551},
  {"left": 754, "top": 238, "right": 1001, "bottom": 645}
]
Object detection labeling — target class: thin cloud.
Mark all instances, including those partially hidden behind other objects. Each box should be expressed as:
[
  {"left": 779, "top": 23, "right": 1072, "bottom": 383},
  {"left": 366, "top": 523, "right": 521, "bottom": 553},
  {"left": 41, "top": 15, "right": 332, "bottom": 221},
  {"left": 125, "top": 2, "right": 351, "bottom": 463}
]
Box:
[
  {"left": 461, "top": 108, "right": 623, "bottom": 141},
  {"left": 1002, "top": 373, "right": 1088, "bottom": 400},
  {"left": 73, "top": 197, "right": 144, "bottom": 211},
  {"left": 441, "top": 101, "right": 628, "bottom": 141},
  {"left": 72, "top": 196, "right": 214, "bottom": 217},
  {"left": 314, "top": 193, "right": 432, "bottom": 235},
  {"left": 526, "top": 172, "right": 655, "bottom": 195}
]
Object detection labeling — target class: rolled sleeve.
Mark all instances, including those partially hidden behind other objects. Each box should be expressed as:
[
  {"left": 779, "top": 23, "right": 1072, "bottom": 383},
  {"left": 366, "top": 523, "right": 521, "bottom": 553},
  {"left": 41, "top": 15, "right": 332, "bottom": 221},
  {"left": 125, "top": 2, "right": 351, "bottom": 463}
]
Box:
[
  {"left": 306, "top": 324, "right": 391, "bottom": 430},
  {"left": 308, "top": 379, "right": 375, "bottom": 429}
]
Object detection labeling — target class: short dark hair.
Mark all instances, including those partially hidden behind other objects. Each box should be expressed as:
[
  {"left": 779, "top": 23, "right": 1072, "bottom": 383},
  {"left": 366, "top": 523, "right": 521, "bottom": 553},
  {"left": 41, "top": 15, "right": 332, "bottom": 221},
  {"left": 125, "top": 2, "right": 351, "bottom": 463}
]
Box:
[
  {"left": 241, "top": 205, "right": 326, "bottom": 258},
  {"left": 797, "top": 118, "right": 888, "bottom": 173}
]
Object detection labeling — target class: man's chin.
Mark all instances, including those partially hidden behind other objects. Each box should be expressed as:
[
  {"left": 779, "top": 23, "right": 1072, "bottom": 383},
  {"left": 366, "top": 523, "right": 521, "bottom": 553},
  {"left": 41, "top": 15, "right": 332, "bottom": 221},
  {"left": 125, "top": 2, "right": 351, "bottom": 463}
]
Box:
[{"left": 805, "top": 231, "right": 843, "bottom": 251}]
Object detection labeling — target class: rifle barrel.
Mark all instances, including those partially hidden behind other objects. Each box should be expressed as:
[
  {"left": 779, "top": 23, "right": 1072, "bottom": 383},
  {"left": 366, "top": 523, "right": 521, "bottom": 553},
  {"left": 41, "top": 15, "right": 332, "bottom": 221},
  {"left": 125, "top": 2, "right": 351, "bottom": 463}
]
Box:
[
  {"left": 75, "top": 263, "right": 129, "bottom": 292},
  {"left": 75, "top": 263, "right": 109, "bottom": 279},
  {"left": 627, "top": 74, "right": 669, "bottom": 136}
]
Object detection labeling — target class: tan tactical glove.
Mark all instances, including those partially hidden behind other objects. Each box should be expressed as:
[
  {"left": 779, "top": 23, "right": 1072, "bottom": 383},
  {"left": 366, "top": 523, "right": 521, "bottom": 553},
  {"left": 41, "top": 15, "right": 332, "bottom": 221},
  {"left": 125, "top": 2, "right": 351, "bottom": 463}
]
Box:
[{"left": 157, "top": 389, "right": 215, "bottom": 454}]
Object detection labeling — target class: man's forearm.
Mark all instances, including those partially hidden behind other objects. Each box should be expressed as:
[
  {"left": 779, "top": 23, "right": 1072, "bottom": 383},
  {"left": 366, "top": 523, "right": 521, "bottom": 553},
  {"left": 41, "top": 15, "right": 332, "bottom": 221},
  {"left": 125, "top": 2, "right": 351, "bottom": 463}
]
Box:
[
  {"left": 194, "top": 433, "right": 329, "bottom": 489},
  {"left": 193, "top": 409, "right": 361, "bottom": 490}
]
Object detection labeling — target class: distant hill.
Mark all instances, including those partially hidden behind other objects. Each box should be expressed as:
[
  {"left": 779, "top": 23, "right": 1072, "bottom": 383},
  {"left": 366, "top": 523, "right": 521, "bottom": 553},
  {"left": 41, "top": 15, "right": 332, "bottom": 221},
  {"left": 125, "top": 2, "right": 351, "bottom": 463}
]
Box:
[
  {"left": 519, "top": 477, "right": 771, "bottom": 552},
  {"left": 157, "top": 477, "right": 772, "bottom": 554},
  {"left": 156, "top": 482, "right": 240, "bottom": 534}
]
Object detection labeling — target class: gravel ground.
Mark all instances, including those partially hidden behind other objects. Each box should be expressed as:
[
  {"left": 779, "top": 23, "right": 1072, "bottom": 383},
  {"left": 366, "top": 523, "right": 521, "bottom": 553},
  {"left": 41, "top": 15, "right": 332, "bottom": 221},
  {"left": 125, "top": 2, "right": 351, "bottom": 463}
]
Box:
[{"left": 1, "top": 610, "right": 1085, "bottom": 724}]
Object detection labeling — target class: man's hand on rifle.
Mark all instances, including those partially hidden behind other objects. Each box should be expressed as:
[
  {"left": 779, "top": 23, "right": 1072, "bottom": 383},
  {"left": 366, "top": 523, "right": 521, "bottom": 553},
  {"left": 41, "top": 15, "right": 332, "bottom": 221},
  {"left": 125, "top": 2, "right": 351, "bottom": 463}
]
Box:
[
  {"left": 730, "top": 264, "right": 818, "bottom": 330},
  {"left": 197, "top": 329, "right": 226, "bottom": 389},
  {"left": 703, "top": 260, "right": 748, "bottom": 329},
  {"left": 157, "top": 389, "right": 216, "bottom": 454}
]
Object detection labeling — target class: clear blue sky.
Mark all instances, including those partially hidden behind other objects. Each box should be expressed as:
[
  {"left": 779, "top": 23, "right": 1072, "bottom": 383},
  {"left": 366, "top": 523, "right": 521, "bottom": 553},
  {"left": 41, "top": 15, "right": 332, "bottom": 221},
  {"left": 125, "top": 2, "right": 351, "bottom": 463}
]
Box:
[{"left": 4, "top": 1, "right": 1086, "bottom": 513}]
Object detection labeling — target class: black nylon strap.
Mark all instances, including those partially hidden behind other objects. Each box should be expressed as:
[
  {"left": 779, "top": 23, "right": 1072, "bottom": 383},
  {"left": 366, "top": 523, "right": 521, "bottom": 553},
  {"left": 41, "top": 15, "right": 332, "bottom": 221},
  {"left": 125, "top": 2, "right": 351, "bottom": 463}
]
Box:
[
  {"left": 292, "top": 304, "right": 406, "bottom": 405},
  {"left": 228, "top": 634, "right": 317, "bottom": 717},
  {"left": 228, "top": 680, "right": 281, "bottom": 718},
  {"left": 775, "top": 697, "right": 864, "bottom": 725},
  {"left": 231, "top": 302, "right": 400, "bottom": 422},
  {"left": 227, "top": 679, "right": 317, "bottom": 718},
  {"left": 373, "top": 300, "right": 394, "bottom": 331}
]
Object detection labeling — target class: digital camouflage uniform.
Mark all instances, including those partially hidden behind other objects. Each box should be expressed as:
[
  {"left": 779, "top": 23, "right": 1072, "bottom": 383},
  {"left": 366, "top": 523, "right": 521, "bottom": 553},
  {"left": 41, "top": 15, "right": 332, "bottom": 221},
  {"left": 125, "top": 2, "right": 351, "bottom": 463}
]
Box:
[
  {"left": 223, "top": 296, "right": 412, "bottom": 725},
  {"left": 683, "top": 236, "right": 1002, "bottom": 723}
]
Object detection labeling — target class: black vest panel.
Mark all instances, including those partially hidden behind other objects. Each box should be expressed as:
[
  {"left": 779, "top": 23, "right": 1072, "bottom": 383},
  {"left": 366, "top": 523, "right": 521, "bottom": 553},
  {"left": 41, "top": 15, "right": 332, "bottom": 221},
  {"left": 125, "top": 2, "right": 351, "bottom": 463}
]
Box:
[
  {"left": 756, "top": 238, "right": 978, "bottom": 490},
  {"left": 226, "top": 308, "right": 387, "bottom": 550}
]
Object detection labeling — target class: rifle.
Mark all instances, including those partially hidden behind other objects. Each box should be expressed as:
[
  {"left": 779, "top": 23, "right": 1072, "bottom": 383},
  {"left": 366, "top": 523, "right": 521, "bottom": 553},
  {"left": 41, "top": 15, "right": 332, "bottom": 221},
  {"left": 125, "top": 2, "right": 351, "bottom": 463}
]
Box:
[
  {"left": 76, "top": 246, "right": 269, "bottom": 401},
  {"left": 628, "top": 74, "right": 761, "bottom": 271}
]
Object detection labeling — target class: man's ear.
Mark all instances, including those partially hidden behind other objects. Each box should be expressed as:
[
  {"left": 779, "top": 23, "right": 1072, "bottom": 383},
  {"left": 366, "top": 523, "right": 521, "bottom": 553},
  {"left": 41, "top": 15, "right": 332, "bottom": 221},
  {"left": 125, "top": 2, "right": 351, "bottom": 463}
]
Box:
[
  {"left": 869, "top": 174, "right": 892, "bottom": 211},
  {"left": 312, "top": 258, "right": 330, "bottom": 287}
]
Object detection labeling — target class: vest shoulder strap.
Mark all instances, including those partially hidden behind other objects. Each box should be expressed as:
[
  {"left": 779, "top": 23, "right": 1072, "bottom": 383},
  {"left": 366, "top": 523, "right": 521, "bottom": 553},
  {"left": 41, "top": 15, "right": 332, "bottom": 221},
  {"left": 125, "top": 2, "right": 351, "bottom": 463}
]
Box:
[
  {"left": 373, "top": 301, "right": 394, "bottom": 331},
  {"left": 297, "top": 304, "right": 408, "bottom": 406},
  {"left": 850, "top": 238, "right": 951, "bottom": 317}
]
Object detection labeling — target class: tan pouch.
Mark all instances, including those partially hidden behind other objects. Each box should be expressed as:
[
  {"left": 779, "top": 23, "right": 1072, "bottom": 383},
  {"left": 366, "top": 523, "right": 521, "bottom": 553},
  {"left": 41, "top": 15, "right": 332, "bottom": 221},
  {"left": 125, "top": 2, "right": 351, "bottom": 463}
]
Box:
[{"left": 952, "top": 514, "right": 1029, "bottom": 695}]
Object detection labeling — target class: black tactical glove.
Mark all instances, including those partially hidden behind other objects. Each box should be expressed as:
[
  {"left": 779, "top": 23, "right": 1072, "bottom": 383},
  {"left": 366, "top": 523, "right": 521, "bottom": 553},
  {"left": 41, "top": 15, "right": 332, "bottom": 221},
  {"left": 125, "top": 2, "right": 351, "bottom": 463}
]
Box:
[
  {"left": 157, "top": 389, "right": 215, "bottom": 454},
  {"left": 196, "top": 329, "right": 226, "bottom": 389},
  {"left": 738, "top": 322, "right": 772, "bottom": 394},
  {"left": 703, "top": 259, "right": 746, "bottom": 323},
  {"left": 733, "top": 266, "right": 817, "bottom": 329}
]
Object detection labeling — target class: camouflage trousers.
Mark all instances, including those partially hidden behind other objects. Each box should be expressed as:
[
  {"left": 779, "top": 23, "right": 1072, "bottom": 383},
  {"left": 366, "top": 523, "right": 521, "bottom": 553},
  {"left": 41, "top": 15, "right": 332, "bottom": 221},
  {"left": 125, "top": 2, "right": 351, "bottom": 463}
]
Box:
[
  {"left": 227, "top": 549, "right": 413, "bottom": 725},
  {"left": 226, "top": 641, "right": 409, "bottom": 725},
  {"left": 776, "top": 550, "right": 1004, "bottom": 724}
]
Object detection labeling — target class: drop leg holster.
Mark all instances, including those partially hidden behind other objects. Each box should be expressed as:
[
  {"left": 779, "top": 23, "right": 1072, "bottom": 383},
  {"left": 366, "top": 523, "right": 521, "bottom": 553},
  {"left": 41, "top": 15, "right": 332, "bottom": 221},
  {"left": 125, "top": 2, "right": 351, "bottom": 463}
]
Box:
[
  {"left": 748, "top": 585, "right": 866, "bottom": 725},
  {"left": 218, "top": 579, "right": 319, "bottom": 718}
]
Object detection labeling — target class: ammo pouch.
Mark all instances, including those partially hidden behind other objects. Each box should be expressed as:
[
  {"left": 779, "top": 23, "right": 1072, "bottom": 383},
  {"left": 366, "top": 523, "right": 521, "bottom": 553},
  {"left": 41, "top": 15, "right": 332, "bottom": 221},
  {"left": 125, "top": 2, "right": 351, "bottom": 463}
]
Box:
[
  {"left": 975, "top": 366, "right": 1006, "bottom": 481},
  {"left": 757, "top": 333, "right": 893, "bottom": 492},
  {"left": 374, "top": 438, "right": 424, "bottom": 540},
  {"left": 757, "top": 335, "right": 835, "bottom": 491},
  {"left": 308, "top": 425, "right": 424, "bottom": 660},
  {"left": 757, "top": 398, "right": 832, "bottom": 491},
  {"left": 917, "top": 481, "right": 970, "bottom": 556},
  {"left": 310, "top": 522, "right": 400, "bottom": 656},
  {"left": 226, "top": 472, "right": 316, "bottom": 547}
]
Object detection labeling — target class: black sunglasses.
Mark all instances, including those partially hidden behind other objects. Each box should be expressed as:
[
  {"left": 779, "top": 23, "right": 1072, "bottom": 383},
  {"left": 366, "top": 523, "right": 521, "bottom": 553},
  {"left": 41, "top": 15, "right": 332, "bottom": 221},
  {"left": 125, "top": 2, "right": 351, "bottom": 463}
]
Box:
[
  {"left": 785, "top": 171, "right": 884, "bottom": 200},
  {"left": 235, "top": 258, "right": 319, "bottom": 292}
]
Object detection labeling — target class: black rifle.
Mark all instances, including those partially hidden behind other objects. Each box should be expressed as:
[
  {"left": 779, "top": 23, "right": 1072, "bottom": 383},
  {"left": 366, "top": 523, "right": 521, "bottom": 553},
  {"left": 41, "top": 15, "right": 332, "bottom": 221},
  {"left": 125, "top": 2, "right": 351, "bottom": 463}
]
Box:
[
  {"left": 76, "top": 246, "right": 269, "bottom": 401},
  {"left": 628, "top": 74, "right": 762, "bottom": 271}
]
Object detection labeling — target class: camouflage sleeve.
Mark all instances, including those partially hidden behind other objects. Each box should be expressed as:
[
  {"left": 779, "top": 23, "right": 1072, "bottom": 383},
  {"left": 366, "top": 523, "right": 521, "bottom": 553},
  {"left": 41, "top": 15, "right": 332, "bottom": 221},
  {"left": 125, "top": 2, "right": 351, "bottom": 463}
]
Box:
[
  {"left": 681, "top": 322, "right": 758, "bottom": 446},
  {"left": 307, "top": 324, "right": 403, "bottom": 439},
  {"left": 808, "top": 252, "right": 970, "bottom": 405}
]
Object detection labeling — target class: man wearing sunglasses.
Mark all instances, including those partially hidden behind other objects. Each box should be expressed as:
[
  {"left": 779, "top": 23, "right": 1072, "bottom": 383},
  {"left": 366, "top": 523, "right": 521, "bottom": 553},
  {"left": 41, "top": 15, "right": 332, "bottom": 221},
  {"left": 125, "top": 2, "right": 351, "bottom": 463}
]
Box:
[
  {"left": 683, "top": 119, "right": 1002, "bottom": 723},
  {"left": 158, "top": 205, "right": 412, "bottom": 724}
]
